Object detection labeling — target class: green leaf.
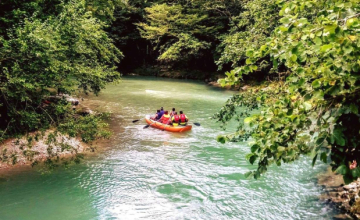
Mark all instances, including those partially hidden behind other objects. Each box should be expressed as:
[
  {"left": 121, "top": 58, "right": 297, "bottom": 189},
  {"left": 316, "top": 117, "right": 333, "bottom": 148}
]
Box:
[
  {"left": 246, "top": 59, "right": 253, "bottom": 64},
  {"left": 350, "top": 103, "right": 358, "bottom": 114},
  {"left": 310, "top": 57, "right": 318, "bottom": 63},
  {"left": 217, "top": 135, "right": 226, "bottom": 144},
  {"left": 312, "top": 79, "right": 321, "bottom": 88},
  {"left": 290, "top": 54, "right": 297, "bottom": 62},
  {"left": 280, "top": 17, "right": 290, "bottom": 24},
  {"left": 324, "top": 24, "right": 337, "bottom": 34},
  {"left": 313, "top": 90, "right": 324, "bottom": 99},
  {"left": 244, "top": 116, "right": 255, "bottom": 124},
  {"left": 351, "top": 168, "right": 360, "bottom": 178},
  {"left": 303, "top": 102, "right": 312, "bottom": 111},
  {"left": 320, "top": 152, "right": 327, "bottom": 163},
  {"left": 320, "top": 44, "right": 332, "bottom": 52},
  {"left": 246, "top": 50, "right": 254, "bottom": 57},
  {"left": 312, "top": 154, "right": 317, "bottom": 167},
  {"left": 273, "top": 59, "right": 278, "bottom": 68},
  {"left": 298, "top": 18, "right": 308, "bottom": 25},
  {"left": 277, "top": 146, "right": 286, "bottom": 152},
  {"left": 251, "top": 144, "right": 260, "bottom": 153},
  {"left": 335, "top": 165, "right": 348, "bottom": 175},
  {"left": 327, "top": 85, "right": 341, "bottom": 96},
  {"left": 250, "top": 65, "right": 258, "bottom": 71},
  {"left": 343, "top": 45, "right": 353, "bottom": 55},
  {"left": 314, "top": 37, "right": 322, "bottom": 45},
  {"left": 254, "top": 171, "right": 260, "bottom": 179},
  {"left": 249, "top": 155, "right": 258, "bottom": 165},
  {"left": 287, "top": 115, "right": 298, "bottom": 122},
  {"left": 279, "top": 26, "right": 288, "bottom": 32},
  {"left": 244, "top": 171, "right": 253, "bottom": 179},
  {"left": 316, "top": 132, "right": 327, "bottom": 145},
  {"left": 332, "top": 128, "right": 345, "bottom": 146}
]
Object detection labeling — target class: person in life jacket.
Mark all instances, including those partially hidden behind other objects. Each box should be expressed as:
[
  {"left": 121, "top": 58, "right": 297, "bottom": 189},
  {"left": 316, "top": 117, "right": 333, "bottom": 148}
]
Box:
[
  {"left": 170, "top": 108, "right": 176, "bottom": 117},
  {"left": 171, "top": 112, "right": 180, "bottom": 126},
  {"left": 179, "top": 111, "right": 188, "bottom": 125},
  {"left": 160, "top": 110, "right": 171, "bottom": 124},
  {"left": 151, "top": 110, "right": 161, "bottom": 120}
]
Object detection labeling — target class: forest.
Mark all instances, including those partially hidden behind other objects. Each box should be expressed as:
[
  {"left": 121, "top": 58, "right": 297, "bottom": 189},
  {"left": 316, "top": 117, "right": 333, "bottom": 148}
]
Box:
[{"left": 0, "top": 0, "right": 360, "bottom": 184}]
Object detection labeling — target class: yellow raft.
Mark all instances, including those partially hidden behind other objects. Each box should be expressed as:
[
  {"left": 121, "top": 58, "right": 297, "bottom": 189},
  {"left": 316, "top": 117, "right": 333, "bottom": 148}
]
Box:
[{"left": 145, "top": 118, "right": 192, "bottom": 132}]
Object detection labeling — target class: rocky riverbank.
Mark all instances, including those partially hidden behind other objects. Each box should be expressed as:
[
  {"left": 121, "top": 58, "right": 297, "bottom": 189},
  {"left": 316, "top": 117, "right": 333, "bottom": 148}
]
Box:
[
  {"left": 319, "top": 169, "right": 360, "bottom": 219},
  {"left": 0, "top": 130, "right": 93, "bottom": 173},
  {"left": 0, "top": 96, "right": 98, "bottom": 173}
]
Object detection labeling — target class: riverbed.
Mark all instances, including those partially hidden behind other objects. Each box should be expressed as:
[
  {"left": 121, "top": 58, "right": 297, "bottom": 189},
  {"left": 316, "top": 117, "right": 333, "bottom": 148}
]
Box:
[{"left": 0, "top": 76, "right": 337, "bottom": 219}]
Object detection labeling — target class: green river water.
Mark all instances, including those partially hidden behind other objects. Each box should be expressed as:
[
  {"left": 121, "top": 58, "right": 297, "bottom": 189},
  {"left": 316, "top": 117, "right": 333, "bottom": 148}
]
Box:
[{"left": 0, "top": 76, "right": 337, "bottom": 219}]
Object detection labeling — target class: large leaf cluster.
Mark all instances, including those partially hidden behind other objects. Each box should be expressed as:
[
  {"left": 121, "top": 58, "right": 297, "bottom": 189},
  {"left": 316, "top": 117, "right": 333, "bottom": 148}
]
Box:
[
  {"left": 0, "top": 0, "right": 121, "bottom": 138},
  {"left": 216, "top": 0, "right": 360, "bottom": 183}
]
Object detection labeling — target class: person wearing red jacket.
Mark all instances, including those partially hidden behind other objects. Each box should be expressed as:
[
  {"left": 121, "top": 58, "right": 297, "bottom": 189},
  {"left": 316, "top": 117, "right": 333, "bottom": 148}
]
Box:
[
  {"left": 160, "top": 111, "right": 171, "bottom": 124},
  {"left": 171, "top": 112, "right": 180, "bottom": 126},
  {"left": 179, "top": 111, "right": 188, "bottom": 125}
]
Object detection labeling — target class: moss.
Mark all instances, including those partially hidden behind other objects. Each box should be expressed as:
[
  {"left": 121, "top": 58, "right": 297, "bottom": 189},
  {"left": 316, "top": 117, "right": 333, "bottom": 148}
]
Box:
[
  {"left": 10, "top": 154, "right": 17, "bottom": 165},
  {"left": 23, "top": 150, "right": 39, "bottom": 161}
]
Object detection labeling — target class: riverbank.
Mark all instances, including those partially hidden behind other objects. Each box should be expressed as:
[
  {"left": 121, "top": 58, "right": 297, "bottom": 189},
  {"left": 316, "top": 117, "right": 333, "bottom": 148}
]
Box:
[
  {"left": 129, "top": 66, "right": 221, "bottom": 81},
  {"left": 0, "top": 130, "right": 91, "bottom": 173},
  {"left": 126, "top": 71, "right": 243, "bottom": 91},
  {"left": 0, "top": 98, "right": 104, "bottom": 173},
  {"left": 319, "top": 168, "right": 360, "bottom": 219}
]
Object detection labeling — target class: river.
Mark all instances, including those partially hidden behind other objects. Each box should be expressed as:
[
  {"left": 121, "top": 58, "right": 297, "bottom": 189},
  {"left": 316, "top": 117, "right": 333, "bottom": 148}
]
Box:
[{"left": 0, "top": 76, "right": 337, "bottom": 219}]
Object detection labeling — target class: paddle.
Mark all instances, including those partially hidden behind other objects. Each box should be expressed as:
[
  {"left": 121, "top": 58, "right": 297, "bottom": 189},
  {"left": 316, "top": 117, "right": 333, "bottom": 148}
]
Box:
[
  {"left": 143, "top": 124, "right": 151, "bottom": 129},
  {"left": 132, "top": 119, "right": 140, "bottom": 123},
  {"left": 179, "top": 122, "right": 200, "bottom": 126}
]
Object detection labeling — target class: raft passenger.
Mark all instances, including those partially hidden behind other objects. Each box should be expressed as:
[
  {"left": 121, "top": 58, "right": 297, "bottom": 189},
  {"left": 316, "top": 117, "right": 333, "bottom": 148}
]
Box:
[
  {"left": 151, "top": 110, "right": 161, "bottom": 120},
  {"left": 170, "top": 108, "right": 176, "bottom": 117},
  {"left": 171, "top": 112, "right": 180, "bottom": 126},
  {"left": 157, "top": 107, "right": 164, "bottom": 119},
  {"left": 179, "top": 111, "right": 188, "bottom": 125},
  {"left": 160, "top": 111, "right": 171, "bottom": 124}
]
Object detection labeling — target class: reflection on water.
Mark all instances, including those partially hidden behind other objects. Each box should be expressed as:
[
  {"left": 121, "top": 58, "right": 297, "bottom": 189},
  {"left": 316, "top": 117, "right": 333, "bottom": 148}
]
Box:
[{"left": 0, "top": 76, "right": 336, "bottom": 220}]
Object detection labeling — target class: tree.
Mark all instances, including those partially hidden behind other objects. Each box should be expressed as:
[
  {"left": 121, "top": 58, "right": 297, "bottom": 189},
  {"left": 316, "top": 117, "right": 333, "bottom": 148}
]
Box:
[
  {"left": 0, "top": 0, "right": 121, "bottom": 137},
  {"left": 216, "top": 0, "right": 279, "bottom": 72},
  {"left": 215, "top": 0, "right": 360, "bottom": 183},
  {"left": 136, "top": 0, "right": 239, "bottom": 69}
]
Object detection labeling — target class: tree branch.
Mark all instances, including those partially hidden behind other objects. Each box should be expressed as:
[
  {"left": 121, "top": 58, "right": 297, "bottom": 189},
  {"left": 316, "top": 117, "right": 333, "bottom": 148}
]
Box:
[{"left": 40, "top": 107, "right": 56, "bottom": 124}]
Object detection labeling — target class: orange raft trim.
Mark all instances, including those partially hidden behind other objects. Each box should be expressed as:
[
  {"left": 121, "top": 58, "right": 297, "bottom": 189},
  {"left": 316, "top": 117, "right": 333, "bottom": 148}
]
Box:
[{"left": 145, "top": 118, "right": 192, "bottom": 132}]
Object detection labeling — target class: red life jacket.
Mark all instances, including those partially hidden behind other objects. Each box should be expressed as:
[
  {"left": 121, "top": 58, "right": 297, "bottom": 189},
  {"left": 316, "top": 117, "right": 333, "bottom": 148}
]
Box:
[
  {"left": 161, "top": 114, "right": 170, "bottom": 124},
  {"left": 173, "top": 115, "right": 180, "bottom": 123},
  {"left": 180, "top": 114, "right": 187, "bottom": 123}
]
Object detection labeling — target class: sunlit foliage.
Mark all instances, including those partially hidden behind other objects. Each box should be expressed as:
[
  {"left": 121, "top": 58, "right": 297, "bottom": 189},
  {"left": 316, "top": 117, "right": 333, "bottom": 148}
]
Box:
[{"left": 215, "top": 0, "right": 360, "bottom": 183}]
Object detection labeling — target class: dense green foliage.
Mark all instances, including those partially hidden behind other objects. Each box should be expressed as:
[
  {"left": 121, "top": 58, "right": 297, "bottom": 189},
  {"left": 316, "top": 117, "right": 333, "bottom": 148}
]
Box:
[
  {"left": 136, "top": 0, "right": 242, "bottom": 70},
  {"left": 0, "top": 0, "right": 120, "bottom": 140},
  {"left": 216, "top": 0, "right": 279, "bottom": 71},
  {"left": 215, "top": 0, "right": 360, "bottom": 183}
]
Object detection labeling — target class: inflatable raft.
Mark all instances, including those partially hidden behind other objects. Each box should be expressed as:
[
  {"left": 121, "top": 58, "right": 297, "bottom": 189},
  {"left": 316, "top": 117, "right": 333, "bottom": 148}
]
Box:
[{"left": 145, "top": 118, "right": 192, "bottom": 132}]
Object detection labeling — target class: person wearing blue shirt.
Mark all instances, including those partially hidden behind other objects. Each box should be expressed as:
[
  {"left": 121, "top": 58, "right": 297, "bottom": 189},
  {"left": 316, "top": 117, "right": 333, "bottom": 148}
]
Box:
[
  {"left": 157, "top": 107, "right": 164, "bottom": 120},
  {"left": 151, "top": 110, "right": 161, "bottom": 120}
]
